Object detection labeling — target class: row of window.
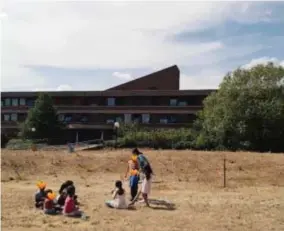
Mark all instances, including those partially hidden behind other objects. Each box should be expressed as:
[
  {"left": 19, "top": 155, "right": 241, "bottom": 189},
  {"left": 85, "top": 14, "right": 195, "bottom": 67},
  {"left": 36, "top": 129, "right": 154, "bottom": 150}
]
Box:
[
  {"left": 1, "top": 98, "right": 188, "bottom": 107},
  {"left": 106, "top": 98, "right": 187, "bottom": 106},
  {"left": 2, "top": 112, "right": 190, "bottom": 124},
  {"left": 58, "top": 114, "right": 178, "bottom": 124},
  {"left": 3, "top": 113, "right": 18, "bottom": 121},
  {"left": 2, "top": 98, "right": 27, "bottom": 107}
]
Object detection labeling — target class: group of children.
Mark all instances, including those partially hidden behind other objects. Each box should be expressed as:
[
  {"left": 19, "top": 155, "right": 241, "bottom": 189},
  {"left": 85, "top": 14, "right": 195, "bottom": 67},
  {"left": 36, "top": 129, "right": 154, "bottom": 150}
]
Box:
[
  {"left": 34, "top": 180, "right": 87, "bottom": 219},
  {"left": 105, "top": 148, "right": 154, "bottom": 208},
  {"left": 34, "top": 148, "right": 154, "bottom": 216}
]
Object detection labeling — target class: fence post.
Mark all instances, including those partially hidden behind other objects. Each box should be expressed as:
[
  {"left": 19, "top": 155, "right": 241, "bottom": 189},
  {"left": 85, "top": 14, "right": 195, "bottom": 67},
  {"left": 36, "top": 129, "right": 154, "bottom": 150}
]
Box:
[{"left": 223, "top": 157, "right": 227, "bottom": 188}]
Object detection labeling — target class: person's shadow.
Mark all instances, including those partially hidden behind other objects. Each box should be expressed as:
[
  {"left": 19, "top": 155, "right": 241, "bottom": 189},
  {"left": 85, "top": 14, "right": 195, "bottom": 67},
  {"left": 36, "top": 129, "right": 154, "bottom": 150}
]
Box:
[{"left": 148, "top": 199, "right": 176, "bottom": 211}]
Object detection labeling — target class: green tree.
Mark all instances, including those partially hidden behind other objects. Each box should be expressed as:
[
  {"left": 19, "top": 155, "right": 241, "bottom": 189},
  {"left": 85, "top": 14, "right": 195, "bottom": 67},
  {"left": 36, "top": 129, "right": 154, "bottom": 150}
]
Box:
[
  {"left": 21, "top": 93, "right": 64, "bottom": 143},
  {"left": 196, "top": 62, "right": 284, "bottom": 152}
]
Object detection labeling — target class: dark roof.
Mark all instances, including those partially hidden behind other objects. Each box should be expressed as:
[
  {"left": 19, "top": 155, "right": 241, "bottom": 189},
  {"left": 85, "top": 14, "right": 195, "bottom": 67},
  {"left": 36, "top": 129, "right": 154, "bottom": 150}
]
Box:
[{"left": 106, "top": 65, "right": 180, "bottom": 90}]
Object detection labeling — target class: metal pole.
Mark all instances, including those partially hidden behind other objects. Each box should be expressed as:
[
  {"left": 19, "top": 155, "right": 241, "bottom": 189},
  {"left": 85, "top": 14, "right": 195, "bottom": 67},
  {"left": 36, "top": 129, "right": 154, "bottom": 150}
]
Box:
[
  {"left": 115, "top": 128, "right": 118, "bottom": 149},
  {"left": 223, "top": 158, "right": 226, "bottom": 188}
]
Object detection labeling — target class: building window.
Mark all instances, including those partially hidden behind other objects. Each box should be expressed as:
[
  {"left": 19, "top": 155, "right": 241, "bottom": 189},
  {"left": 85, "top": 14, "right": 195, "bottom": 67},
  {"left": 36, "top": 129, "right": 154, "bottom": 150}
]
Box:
[
  {"left": 1, "top": 100, "right": 3, "bottom": 107},
  {"left": 11, "top": 113, "right": 18, "bottom": 121},
  {"left": 170, "top": 99, "right": 177, "bottom": 106},
  {"left": 5, "top": 98, "right": 11, "bottom": 106},
  {"left": 58, "top": 114, "right": 65, "bottom": 121},
  {"left": 19, "top": 98, "right": 26, "bottom": 106},
  {"left": 64, "top": 115, "right": 72, "bottom": 123},
  {"left": 107, "top": 98, "right": 116, "bottom": 106},
  {"left": 4, "top": 114, "right": 10, "bottom": 121},
  {"left": 168, "top": 116, "right": 177, "bottom": 123},
  {"left": 12, "top": 98, "right": 19, "bottom": 106},
  {"left": 80, "top": 116, "right": 88, "bottom": 123},
  {"left": 124, "top": 114, "right": 132, "bottom": 124},
  {"left": 106, "top": 119, "right": 115, "bottom": 124},
  {"left": 160, "top": 118, "right": 168, "bottom": 124},
  {"left": 27, "top": 99, "right": 35, "bottom": 107},
  {"left": 142, "top": 114, "right": 150, "bottom": 124},
  {"left": 178, "top": 101, "right": 187, "bottom": 106}
]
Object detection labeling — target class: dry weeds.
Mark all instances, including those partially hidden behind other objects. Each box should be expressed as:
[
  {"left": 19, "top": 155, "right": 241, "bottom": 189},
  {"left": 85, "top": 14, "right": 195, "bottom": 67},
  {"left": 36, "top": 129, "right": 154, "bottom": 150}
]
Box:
[{"left": 1, "top": 149, "right": 284, "bottom": 231}]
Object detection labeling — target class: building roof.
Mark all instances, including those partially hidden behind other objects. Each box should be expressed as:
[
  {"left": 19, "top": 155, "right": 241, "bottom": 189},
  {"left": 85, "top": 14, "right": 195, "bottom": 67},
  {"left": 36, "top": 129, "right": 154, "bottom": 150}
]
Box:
[
  {"left": 106, "top": 65, "right": 180, "bottom": 90},
  {"left": 1, "top": 65, "right": 217, "bottom": 97}
]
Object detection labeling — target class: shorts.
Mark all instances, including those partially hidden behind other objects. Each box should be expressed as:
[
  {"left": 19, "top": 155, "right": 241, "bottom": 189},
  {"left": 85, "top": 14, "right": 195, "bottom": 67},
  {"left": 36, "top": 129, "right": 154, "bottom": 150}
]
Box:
[
  {"left": 64, "top": 210, "right": 82, "bottom": 217},
  {"left": 141, "top": 177, "right": 152, "bottom": 195},
  {"left": 44, "top": 209, "right": 57, "bottom": 215}
]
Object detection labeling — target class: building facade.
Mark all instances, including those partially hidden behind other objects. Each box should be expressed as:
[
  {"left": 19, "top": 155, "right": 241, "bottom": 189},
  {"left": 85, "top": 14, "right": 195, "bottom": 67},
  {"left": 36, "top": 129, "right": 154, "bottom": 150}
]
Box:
[{"left": 1, "top": 65, "right": 215, "bottom": 141}]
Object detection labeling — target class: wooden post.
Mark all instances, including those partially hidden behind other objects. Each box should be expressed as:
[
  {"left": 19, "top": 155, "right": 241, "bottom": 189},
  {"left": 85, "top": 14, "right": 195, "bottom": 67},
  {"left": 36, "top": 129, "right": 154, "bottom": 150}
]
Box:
[{"left": 223, "top": 158, "right": 227, "bottom": 188}]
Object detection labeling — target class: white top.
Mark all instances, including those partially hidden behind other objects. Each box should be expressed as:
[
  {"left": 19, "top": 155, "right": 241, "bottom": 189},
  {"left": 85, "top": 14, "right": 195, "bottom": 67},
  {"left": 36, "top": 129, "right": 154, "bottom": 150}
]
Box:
[{"left": 111, "top": 189, "right": 128, "bottom": 209}]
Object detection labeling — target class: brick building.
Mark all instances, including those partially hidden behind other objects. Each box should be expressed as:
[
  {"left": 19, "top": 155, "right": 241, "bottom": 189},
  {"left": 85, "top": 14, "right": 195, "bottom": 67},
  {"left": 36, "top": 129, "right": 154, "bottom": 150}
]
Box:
[{"left": 1, "top": 65, "right": 215, "bottom": 142}]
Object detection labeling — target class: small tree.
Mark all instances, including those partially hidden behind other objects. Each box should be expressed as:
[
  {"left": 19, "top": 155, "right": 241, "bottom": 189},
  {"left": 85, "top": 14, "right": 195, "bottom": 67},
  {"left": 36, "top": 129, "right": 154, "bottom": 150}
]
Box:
[
  {"left": 21, "top": 93, "right": 64, "bottom": 143},
  {"left": 196, "top": 63, "right": 284, "bottom": 152}
]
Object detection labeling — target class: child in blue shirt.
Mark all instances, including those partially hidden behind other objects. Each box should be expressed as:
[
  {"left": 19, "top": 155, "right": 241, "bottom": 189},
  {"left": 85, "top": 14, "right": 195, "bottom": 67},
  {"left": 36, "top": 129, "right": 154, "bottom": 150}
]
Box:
[
  {"left": 34, "top": 181, "right": 47, "bottom": 209},
  {"left": 129, "top": 168, "right": 139, "bottom": 202}
]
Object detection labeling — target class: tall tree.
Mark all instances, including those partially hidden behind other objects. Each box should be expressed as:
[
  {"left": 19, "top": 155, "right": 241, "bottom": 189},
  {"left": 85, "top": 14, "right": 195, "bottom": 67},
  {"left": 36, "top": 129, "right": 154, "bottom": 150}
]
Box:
[
  {"left": 21, "top": 93, "right": 64, "bottom": 143},
  {"left": 196, "top": 63, "right": 284, "bottom": 152}
]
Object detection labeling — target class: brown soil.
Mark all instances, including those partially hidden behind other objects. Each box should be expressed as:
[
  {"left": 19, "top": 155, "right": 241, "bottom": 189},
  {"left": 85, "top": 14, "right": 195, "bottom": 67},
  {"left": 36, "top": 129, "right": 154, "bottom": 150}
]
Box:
[{"left": 1, "top": 149, "right": 284, "bottom": 231}]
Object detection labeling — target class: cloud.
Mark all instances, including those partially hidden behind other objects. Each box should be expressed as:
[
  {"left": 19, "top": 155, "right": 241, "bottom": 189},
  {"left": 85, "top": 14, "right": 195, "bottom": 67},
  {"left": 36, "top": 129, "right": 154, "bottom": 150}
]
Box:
[
  {"left": 56, "top": 84, "right": 73, "bottom": 91},
  {"left": 242, "top": 57, "right": 284, "bottom": 69},
  {"left": 1, "top": 1, "right": 282, "bottom": 91},
  {"left": 33, "top": 84, "right": 73, "bottom": 92},
  {"left": 112, "top": 72, "right": 133, "bottom": 81},
  {"left": 180, "top": 70, "right": 225, "bottom": 90}
]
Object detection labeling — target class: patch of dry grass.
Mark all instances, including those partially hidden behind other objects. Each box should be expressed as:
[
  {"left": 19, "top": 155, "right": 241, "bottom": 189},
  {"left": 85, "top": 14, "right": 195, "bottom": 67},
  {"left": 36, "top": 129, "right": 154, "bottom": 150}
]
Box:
[{"left": 1, "top": 149, "right": 284, "bottom": 231}]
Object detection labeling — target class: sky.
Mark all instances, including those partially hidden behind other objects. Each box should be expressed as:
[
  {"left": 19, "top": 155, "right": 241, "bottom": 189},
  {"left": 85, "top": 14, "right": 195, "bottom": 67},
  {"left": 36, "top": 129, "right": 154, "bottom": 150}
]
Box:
[{"left": 1, "top": 1, "right": 284, "bottom": 92}]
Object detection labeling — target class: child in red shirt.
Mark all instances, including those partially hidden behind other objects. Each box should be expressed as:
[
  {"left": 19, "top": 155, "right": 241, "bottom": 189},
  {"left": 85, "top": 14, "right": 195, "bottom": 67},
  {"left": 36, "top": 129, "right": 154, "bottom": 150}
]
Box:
[
  {"left": 43, "top": 191, "right": 62, "bottom": 215},
  {"left": 63, "top": 186, "right": 87, "bottom": 219}
]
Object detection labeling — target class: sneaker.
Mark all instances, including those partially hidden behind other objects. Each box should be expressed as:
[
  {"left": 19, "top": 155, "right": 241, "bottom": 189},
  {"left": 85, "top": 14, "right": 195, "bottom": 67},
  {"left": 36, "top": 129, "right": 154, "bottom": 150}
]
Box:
[{"left": 81, "top": 213, "right": 90, "bottom": 220}]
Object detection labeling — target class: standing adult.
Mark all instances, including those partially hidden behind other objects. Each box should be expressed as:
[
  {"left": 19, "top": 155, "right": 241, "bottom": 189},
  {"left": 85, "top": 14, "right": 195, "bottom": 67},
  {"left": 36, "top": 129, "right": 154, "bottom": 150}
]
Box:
[{"left": 130, "top": 148, "right": 154, "bottom": 207}]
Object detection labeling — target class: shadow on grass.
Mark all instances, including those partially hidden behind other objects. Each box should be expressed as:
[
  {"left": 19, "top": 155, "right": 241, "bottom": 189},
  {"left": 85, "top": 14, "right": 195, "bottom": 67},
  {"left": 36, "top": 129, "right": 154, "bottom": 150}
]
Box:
[{"left": 148, "top": 199, "right": 176, "bottom": 211}]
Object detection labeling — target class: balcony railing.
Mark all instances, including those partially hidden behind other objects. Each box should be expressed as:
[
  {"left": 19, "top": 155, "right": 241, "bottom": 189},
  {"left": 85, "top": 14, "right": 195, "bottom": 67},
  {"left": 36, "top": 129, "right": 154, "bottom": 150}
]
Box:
[
  {"left": 1, "top": 121, "right": 191, "bottom": 129},
  {"left": 1, "top": 105, "right": 203, "bottom": 114}
]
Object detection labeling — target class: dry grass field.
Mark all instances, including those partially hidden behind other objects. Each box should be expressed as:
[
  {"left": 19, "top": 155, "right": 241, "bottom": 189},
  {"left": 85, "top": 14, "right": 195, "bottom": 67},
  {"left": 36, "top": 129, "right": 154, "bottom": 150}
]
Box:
[{"left": 1, "top": 149, "right": 284, "bottom": 231}]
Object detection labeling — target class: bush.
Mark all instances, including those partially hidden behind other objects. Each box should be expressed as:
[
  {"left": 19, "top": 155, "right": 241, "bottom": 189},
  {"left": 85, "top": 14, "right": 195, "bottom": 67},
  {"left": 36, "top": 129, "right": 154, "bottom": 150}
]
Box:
[
  {"left": 6, "top": 139, "right": 34, "bottom": 150},
  {"left": 115, "top": 124, "right": 196, "bottom": 149}
]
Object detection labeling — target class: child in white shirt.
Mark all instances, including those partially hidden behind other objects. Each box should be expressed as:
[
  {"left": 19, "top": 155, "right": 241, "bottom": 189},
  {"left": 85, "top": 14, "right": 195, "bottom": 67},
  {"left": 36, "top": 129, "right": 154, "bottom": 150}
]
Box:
[{"left": 105, "top": 180, "right": 128, "bottom": 209}]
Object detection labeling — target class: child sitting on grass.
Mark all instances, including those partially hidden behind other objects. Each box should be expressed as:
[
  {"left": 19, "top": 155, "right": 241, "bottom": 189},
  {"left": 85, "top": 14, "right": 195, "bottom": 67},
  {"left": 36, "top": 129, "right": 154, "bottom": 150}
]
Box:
[
  {"left": 105, "top": 180, "right": 128, "bottom": 209},
  {"left": 34, "top": 181, "right": 47, "bottom": 209},
  {"left": 57, "top": 180, "right": 79, "bottom": 206},
  {"left": 63, "top": 186, "right": 88, "bottom": 219},
  {"left": 43, "top": 191, "right": 62, "bottom": 215}
]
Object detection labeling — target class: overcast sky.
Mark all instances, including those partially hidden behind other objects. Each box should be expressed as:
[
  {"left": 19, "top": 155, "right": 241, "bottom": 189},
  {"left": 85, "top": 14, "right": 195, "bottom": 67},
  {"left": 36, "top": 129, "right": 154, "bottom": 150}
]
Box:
[{"left": 1, "top": 1, "right": 284, "bottom": 91}]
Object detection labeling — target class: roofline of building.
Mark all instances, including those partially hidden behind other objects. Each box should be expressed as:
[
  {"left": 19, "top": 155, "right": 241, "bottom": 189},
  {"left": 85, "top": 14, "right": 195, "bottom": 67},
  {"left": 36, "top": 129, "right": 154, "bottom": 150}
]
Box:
[
  {"left": 106, "top": 65, "right": 179, "bottom": 90},
  {"left": 1, "top": 89, "right": 217, "bottom": 97}
]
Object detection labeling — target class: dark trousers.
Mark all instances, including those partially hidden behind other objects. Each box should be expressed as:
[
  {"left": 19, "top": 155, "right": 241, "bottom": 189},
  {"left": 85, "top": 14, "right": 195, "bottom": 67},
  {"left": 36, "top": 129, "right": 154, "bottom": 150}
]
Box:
[{"left": 130, "top": 184, "right": 138, "bottom": 201}]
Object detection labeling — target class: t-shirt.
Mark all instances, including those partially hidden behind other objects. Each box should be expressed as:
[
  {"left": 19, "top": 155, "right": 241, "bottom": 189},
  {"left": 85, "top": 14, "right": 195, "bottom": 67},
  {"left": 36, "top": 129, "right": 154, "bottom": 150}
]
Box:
[
  {"left": 137, "top": 154, "right": 149, "bottom": 171},
  {"left": 128, "top": 159, "right": 138, "bottom": 172},
  {"left": 56, "top": 194, "right": 67, "bottom": 206},
  {"left": 63, "top": 196, "right": 76, "bottom": 214},
  {"left": 44, "top": 199, "right": 54, "bottom": 210},
  {"left": 35, "top": 190, "right": 45, "bottom": 202}
]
